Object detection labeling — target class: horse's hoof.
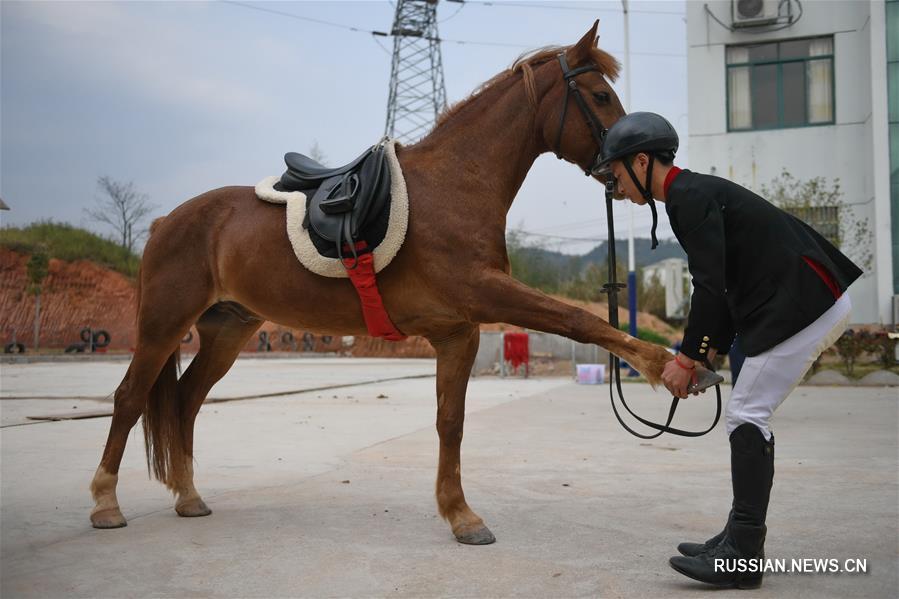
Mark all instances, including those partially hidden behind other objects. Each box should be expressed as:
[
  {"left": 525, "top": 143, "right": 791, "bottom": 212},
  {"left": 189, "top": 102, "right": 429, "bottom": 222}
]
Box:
[
  {"left": 175, "top": 498, "right": 212, "bottom": 518},
  {"left": 455, "top": 525, "right": 496, "bottom": 545},
  {"left": 91, "top": 507, "right": 127, "bottom": 529}
]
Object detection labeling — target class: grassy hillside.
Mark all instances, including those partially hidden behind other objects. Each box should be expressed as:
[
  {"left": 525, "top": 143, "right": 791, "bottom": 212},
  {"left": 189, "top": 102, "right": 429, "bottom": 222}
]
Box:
[{"left": 0, "top": 221, "right": 140, "bottom": 277}]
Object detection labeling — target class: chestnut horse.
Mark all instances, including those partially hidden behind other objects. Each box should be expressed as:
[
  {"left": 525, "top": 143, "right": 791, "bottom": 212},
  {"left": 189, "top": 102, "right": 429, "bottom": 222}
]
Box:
[{"left": 89, "top": 23, "right": 676, "bottom": 545}]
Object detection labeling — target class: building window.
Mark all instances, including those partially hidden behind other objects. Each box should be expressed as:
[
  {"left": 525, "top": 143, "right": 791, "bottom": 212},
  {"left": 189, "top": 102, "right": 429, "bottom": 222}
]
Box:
[
  {"left": 726, "top": 37, "right": 835, "bottom": 131},
  {"left": 887, "top": 0, "right": 899, "bottom": 293},
  {"left": 784, "top": 205, "right": 841, "bottom": 247}
]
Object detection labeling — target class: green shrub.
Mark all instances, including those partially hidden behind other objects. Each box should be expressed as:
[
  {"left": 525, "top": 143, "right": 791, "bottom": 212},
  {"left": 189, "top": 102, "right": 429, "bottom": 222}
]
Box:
[
  {"left": 834, "top": 330, "right": 866, "bottom": 377},
  {"left": 618, "top": 324, "right": 671, "bottom": 347},
  {"left": 0, "top": 221, "right": 140, "bottom": 277}
]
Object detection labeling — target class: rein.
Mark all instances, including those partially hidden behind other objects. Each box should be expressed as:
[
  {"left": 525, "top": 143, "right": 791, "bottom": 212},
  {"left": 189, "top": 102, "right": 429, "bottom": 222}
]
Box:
[{"left": 601, "top": 179, "right": 722, "bottom": 438}]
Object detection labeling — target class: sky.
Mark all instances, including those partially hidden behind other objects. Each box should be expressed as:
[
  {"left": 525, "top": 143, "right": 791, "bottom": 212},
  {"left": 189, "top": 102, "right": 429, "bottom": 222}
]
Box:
[{"left": 0, "top": 0, "right": 688, "bottom": 255}]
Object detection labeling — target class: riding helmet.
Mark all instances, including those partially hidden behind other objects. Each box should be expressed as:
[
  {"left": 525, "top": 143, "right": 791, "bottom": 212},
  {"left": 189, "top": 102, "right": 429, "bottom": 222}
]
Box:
[{"left": 593, "top": 112, "right": 679, "bottom": 174}]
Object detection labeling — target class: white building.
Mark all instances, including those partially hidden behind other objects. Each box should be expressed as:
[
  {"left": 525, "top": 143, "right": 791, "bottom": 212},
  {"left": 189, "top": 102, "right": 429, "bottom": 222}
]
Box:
[
  {"left": 643, "top": 257, "right": 690, "bottom": 319},
  {"left": 685, "top": 0, "right": 897, "bottom": 326}
]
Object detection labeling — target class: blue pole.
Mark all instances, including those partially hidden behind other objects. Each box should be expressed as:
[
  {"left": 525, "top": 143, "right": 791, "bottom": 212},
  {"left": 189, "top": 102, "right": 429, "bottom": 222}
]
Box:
[
  {"left": 627, "top": 270, "right": 639, "bottom": 376},
  {"left": 628, "top": 270, "right": 638, "bottom": 337}
]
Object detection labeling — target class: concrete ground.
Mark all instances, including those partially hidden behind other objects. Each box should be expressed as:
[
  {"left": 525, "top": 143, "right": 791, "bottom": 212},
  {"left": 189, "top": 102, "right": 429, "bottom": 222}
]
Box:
[{"left": 1, "top": 357, "right": 896, "bottom": 598}]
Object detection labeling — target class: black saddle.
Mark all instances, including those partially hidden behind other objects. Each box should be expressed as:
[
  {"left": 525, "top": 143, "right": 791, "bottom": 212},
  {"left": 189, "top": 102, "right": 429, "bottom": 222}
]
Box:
[
  {"left": 276, "top": 143, "right": 391, "bottom": 267},
  {"left": 281, "top": 148, "right": 372, "bottom": 190}
]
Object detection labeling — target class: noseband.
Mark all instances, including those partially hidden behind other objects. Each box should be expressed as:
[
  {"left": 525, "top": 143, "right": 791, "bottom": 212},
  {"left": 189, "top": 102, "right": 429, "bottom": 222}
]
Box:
[{"left": 553, "top": 53, "right": 608, "bottom": 175}]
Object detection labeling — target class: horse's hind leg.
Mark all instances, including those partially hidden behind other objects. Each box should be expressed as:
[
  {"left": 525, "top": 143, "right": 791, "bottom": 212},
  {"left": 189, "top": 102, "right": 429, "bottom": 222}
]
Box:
[
  {"left": 430, "top": 325, "right": 495, "bottom": 545},
  {"left": 90, "top": 248, "right": 213, "bottom": 528},
  {"left": 90, "top": 337, "right": 190, "bottom": 528},
  {"left": 169, "top": 303, "right": 261, "bottom": 517}
]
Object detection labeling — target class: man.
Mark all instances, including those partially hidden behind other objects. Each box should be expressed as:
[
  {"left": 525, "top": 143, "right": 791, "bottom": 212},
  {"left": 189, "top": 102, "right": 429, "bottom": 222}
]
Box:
[{"left": 594, "top": 112, "right": 862, "bottom": 589}]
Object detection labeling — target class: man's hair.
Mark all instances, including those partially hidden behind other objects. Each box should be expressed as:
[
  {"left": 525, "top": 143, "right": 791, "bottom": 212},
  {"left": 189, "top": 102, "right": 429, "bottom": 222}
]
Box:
[{"left": 626, "top": 151, "right": 675, "bottom": 167}]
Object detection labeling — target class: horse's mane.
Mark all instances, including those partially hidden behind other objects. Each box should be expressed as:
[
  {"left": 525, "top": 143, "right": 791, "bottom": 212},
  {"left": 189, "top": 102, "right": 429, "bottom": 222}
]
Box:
[{"left": 433, "top": 45, "right": 620, "bottom": 131}]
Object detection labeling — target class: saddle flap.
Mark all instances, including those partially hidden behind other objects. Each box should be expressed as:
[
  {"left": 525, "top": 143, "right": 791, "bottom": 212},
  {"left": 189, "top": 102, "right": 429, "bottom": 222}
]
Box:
[
  {"left": 308, "top": 175, "right": 348, "bottom": 242},
  {"left": 319, "top": 174, "right": 360, "bottom": 215},
  {"left": 307, "top": 147, "right": 391, "bottom": 246}
]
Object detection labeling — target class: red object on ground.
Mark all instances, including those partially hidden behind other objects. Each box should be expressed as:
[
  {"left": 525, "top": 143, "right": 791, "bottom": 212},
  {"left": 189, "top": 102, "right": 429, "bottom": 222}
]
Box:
[
  {"left": 503, "top": 332, "right": 529, "bottom": 373},
  {"left": 343, "top": 250, "right": 407, "bottom": 341}
]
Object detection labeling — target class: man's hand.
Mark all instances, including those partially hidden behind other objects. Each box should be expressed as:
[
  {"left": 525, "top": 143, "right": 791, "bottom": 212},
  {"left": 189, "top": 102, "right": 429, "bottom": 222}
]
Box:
[{"left": 662, "top": 354, "right": 697, "bottom": 399}]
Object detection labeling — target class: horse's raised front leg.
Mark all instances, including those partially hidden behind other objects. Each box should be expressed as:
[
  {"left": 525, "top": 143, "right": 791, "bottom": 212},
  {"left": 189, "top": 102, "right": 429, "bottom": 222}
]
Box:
[
  {"left": 467, "top": 271, "right": 673, "bottom": 385},
  {"left": 429, "top": 325, "right": 495, "bottom": 545}
]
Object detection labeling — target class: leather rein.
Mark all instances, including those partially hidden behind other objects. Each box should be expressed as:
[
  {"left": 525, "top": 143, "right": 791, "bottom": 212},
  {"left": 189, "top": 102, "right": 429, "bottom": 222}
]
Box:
[
  {"left": 548, "top": 53, "right": 722, "bottom": 438},
  {"left": 602, "top": 178, "right": 722, "bottom": 439}
]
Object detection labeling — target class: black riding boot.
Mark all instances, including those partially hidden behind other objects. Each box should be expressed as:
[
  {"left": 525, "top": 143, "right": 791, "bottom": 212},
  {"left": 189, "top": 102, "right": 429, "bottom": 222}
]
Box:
[
  {"left": 677, "top": 510, "right": 731, "bottom": 557},
  {"left": 669, "top": 423, "right": 775, "bottom": 588}
]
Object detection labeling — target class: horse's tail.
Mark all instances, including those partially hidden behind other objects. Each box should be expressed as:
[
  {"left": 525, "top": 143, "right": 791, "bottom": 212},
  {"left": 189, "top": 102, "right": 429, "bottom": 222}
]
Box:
[
  {"left": 138, "top": 215, "right": 187, "bottom": 488},
  {"left": 142, "top": 349, "right": 184, "bottom": 488}
]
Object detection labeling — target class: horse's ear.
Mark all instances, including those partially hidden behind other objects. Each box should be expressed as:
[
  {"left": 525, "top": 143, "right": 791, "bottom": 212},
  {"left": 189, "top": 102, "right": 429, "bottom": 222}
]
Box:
[{"left": 568, "top": 20, "right": 599, "bottom": 64}]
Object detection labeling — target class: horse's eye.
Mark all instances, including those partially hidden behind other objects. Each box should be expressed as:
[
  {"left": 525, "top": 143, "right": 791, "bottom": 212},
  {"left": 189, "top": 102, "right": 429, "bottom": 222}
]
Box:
[{"left": 593, "top": 91, "right": 610, "bottom": 105}]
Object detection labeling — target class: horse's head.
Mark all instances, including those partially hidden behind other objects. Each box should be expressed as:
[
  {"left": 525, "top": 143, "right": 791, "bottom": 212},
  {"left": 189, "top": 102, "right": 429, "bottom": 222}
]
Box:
[{"left": 517, "top": 21, "right": 625, "bottom": 177}]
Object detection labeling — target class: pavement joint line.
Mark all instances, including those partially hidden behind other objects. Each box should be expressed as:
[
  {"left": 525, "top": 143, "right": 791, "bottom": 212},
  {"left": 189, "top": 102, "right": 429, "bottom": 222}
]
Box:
[{"left": 2, "top": 373, "right": 437, "bottom": 428}]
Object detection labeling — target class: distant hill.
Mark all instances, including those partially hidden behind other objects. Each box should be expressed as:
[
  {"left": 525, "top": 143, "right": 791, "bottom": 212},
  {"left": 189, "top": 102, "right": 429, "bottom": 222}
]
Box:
[
  {"left": 582, "top": 238, "right": 687, "bottom": 269},
  {"left": 512, "top": 237, "right": 686, "bottom": 275}
]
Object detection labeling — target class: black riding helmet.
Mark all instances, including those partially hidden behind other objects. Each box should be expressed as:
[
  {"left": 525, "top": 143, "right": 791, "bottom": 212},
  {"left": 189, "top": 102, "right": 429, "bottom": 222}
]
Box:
[{"left": 593, "top": 112, "right": 679, "bottom": 250}]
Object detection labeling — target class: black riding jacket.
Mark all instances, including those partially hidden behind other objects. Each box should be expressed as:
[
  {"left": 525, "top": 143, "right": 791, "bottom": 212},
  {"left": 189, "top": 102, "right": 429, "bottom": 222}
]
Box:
[{"left": 664, "top": 169, "right": 862, "bottom": 359}]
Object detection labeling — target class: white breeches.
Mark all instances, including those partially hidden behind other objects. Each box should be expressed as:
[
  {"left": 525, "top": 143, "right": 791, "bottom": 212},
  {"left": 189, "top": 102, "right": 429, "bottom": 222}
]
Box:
[{"left": 726, "top": 294, "right": 852, "bottom": 441}]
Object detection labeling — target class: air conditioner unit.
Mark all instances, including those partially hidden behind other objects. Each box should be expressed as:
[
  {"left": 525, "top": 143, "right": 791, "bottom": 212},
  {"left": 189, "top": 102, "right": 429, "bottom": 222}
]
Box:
[{"left": 732, "top": 0, "right": 781, "bottom": 28}]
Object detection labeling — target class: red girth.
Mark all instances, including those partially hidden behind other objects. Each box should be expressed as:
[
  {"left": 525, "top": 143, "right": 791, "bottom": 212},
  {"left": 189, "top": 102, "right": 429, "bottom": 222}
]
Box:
[{"left": 342, "top": 242, "right": 406, "bottom": 341}]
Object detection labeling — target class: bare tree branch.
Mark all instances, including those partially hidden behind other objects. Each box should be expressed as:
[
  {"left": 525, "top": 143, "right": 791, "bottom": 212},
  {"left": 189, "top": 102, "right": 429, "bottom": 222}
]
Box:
[{"left": 84, "top": 176, "right": 157, "bottom": 253}]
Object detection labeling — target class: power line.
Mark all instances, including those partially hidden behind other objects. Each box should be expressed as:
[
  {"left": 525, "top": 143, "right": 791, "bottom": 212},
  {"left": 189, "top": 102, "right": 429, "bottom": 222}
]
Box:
[
  {"left": 222, "top": 0, "right": 524, "bottom": 48},
  {"left": 514, "top": 227, "right": 672, "bottom": 241},
  {"left": 221, "top": 0, "right": 685, "bottom": 55},
  {"left": 445, "top": 0, "right": 684, "bottom": 16},
  {"left": 222, "top": 1, "right": 372, "bottom": 32},
  {"left": 439, "top": 0, "right": 467, "bottom": 23}
]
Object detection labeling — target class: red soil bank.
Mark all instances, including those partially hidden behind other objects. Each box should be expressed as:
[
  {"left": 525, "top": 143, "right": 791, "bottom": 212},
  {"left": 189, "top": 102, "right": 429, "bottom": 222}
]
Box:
[{"left": 0, "top": 248, "right": 435, "bottom": 356}]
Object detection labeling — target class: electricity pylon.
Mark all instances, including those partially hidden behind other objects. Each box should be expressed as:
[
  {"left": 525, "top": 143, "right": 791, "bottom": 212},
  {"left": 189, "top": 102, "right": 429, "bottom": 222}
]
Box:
[{"left": 384, "top": 0, "right": 448, "bottom": 143}]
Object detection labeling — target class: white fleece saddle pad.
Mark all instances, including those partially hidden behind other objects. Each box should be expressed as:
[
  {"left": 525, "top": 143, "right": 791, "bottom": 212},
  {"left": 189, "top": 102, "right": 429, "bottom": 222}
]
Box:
[{"left": 255, "top": 139, "right": 409, "bottom": 278}]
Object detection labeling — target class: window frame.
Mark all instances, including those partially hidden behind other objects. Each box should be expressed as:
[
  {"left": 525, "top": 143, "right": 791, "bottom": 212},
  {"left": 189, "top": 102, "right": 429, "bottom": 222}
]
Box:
[{"left": 725, "top": 36, "right": 836, "bottom": 132}]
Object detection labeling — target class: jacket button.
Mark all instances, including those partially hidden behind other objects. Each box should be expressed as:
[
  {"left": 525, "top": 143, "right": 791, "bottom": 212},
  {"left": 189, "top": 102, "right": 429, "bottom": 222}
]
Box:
[
  {"left": 701, "top": 342, "right": 708, "bottom": 348},
  {"left": 702, "top": 336, "right": 710, "bottom": 341},
  {"left": 699, "top": 348, "right": 707, "bottom": 354}
]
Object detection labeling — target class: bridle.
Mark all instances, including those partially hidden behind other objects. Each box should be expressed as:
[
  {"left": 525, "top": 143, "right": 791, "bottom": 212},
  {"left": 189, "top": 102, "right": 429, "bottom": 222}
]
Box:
[
  {"left": 551, "top": 53, "right": 660, "bottom": 249},
  {"left": 552, "top": 53, "right": 608, "bottom": 176},
  {"left": 546, "top": 53, "right": 723, "bottom": 438}
]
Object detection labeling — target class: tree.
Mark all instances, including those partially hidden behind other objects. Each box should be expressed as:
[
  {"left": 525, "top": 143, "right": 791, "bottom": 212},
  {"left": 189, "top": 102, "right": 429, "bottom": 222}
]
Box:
[
  {"left": 309, "top": 140, "right": 327, "bottom": 164},
  {"left": 27, "top": 249, "right": 49, "bottom": 351},
  {"left": 761, "top": 170, "right": 873, "bottom": 272},
  {"left": 506, "top": 229, "right": 564, "bottom": 293},
  {"left": 85, "top": 176, "right": 156, "bottom": 253},
  {"left": 638, "top": 270, "right": 668, "bottom": 322}
]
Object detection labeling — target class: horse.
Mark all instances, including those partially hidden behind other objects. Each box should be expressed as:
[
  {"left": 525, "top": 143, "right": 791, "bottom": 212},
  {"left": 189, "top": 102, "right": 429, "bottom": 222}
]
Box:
[{"left": 89, "top": 22, "right": 678, "bottom": 545}]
